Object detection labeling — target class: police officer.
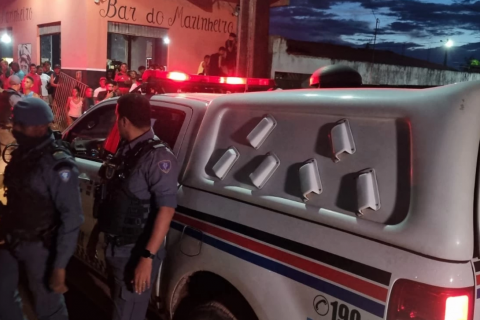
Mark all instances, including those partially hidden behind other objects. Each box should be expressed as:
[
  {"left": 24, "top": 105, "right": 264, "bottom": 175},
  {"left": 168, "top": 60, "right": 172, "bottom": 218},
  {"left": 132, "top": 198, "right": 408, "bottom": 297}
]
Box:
[
  {"left": 92, "top": 94, "right": 178, "bottom": 320},
  {"left": 0, "top": 75, "right": 22, "bottom": 173},
  {"left": 0, "top": 98, "right": 83, "bottom": 320},
  {"left": 0, "top": 75, "right": 22, "bottom": 124}
]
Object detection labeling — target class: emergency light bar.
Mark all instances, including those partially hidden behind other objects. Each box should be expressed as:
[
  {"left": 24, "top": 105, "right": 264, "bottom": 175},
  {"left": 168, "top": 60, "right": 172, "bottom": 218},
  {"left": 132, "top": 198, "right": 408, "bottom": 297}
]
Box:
[{"left": 139, "top": 70, "right": 275, "bottom": 94}]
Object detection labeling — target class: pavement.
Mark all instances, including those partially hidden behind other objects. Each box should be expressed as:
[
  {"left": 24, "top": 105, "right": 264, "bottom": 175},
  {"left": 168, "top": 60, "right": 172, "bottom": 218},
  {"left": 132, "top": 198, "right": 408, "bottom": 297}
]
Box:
[
  {"left": 20, "top": 257, "right": 110, "bottom": 320},
  {"left": 20, "top": 256, "right": 162, "bottom": 320}
]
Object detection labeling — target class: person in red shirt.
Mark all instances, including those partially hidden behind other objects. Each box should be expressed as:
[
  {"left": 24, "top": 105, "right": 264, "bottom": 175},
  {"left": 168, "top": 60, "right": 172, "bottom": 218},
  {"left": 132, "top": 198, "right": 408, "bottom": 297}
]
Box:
[
  {"left": 114, "top": 63, "right": 130, "bottom": 95},
  {"left": 114, "top": 63, "right": 129, "bottom": 82},
  {"left": 23, "top": 64, "right": 41, "bottom": 95}
]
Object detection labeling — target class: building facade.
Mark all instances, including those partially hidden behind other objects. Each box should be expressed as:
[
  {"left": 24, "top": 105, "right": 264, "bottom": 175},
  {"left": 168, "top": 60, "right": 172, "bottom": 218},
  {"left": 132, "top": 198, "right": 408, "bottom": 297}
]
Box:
[{"left": 0, "top": 0, "right": 245, "bottom": 87}]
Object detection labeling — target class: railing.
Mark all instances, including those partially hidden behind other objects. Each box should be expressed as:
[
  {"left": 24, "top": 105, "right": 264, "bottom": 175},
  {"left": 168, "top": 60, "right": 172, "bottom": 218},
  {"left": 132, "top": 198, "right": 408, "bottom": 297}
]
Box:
[{"left": 52, "top": 72, "right": 88, "bottom": 131}]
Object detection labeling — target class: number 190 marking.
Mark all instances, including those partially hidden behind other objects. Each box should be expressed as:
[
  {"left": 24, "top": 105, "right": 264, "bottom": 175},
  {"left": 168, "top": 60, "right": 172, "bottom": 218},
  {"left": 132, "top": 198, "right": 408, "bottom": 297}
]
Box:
[{"left": 331, "top": 302, "right": 361, "bottom": 320}]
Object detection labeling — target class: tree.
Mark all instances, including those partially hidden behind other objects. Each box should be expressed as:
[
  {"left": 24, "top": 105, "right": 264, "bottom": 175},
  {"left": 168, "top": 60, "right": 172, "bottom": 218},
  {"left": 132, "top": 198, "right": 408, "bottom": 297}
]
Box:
[{"left": 462, "top": 56, "right": 480, "bottom": 72}]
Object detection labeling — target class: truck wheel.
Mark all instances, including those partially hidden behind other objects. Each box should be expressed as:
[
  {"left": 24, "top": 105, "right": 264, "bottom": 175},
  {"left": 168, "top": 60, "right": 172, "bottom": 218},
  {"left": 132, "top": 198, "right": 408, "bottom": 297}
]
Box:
[{"left": 187, "top": 301, "right": 237, "bottom": 320}]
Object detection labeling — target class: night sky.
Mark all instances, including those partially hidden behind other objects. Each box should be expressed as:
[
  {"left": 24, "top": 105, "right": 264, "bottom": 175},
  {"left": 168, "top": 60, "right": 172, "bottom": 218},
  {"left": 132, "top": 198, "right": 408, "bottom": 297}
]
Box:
[{"left": 270, "top": 0, "right": 480, "bottom": 69}]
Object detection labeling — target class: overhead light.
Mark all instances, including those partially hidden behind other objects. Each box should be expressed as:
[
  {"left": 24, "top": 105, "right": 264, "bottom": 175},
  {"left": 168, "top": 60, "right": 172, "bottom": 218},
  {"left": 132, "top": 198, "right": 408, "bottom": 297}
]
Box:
[
  {"left": 445, "top": 39, "right": 454, "bottom": 48},
  {"left": 233, "top": 4, "right": 240, "bottom": 17},
  {"left": 164, "top": 37, "right": 170, "bottom": 45},
  {"left": 1, "top": 34, "right": 11, "bottom": 44}
]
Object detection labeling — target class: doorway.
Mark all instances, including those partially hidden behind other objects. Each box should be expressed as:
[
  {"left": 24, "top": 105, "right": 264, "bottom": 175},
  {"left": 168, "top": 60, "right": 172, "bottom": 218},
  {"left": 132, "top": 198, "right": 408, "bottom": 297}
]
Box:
[{"left": 107, "top": 22, "right": 168, "bottom": 71}]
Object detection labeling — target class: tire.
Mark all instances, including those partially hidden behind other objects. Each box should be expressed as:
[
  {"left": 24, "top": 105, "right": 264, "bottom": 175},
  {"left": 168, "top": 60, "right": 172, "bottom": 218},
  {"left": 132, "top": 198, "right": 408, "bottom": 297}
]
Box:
[{"left": 186, "top": 301, "right": 237, "bottom": 320}]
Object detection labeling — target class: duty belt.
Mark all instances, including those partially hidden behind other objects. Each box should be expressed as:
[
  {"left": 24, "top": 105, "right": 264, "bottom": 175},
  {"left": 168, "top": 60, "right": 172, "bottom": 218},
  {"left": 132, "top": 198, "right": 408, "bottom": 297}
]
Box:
[
  {"left": 4, "top": 229, "right": 54, "bottom": 249},
  {"left": 105, "top": 234, "right": 139, "bottom": 247}
]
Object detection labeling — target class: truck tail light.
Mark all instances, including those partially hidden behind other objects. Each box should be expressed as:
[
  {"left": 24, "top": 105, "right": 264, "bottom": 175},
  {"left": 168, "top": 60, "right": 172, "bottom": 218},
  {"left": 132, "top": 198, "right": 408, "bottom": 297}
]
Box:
[
  {"left": 387, "top": 279, "right": 473, "bottom": 320},
  {"left": 167, "top": 72, "right": 189, "bottom": 81}
]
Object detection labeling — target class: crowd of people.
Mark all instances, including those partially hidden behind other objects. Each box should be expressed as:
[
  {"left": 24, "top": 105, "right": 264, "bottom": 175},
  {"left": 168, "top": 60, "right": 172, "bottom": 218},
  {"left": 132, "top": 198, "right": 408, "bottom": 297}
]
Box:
[
  {"left": 0, "top": 59, "right": 152, "bottom": 125},
  {"left": 0, "top": 60, "right": 61, "bottom": 125},
  {"left": 197, "top": 32, "right": 238, "bottom": 76},
  {"left": 97, "top": 63, "right": 146, "bottom": 97},
  {"left": 1, "top": 42, "right": 235, "bottom": 126}
]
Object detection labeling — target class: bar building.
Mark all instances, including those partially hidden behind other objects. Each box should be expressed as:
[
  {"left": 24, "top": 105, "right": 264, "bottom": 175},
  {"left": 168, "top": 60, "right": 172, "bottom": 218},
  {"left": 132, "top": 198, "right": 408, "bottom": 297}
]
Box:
[{"left": 0, "top": 0, "right": 241, "bottom": 87}]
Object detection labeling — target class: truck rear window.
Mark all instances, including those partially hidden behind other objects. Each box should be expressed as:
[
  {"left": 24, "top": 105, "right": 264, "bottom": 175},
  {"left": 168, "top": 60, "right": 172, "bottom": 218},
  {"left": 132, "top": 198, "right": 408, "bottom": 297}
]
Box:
[{"left": 151, "top": 107, "right": 186, "bottom": 149}]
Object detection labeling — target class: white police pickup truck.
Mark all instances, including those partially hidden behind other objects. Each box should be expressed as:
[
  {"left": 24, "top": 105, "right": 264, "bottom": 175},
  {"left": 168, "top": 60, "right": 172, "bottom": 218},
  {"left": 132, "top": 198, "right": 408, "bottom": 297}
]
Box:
[{"left": 63, "top": 78, "right": 480, "bottom": 320}]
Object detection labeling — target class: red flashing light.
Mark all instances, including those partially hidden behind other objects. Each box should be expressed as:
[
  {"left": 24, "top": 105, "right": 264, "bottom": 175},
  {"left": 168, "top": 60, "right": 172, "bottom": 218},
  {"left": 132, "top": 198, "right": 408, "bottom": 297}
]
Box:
[
  {"left": 387, "top": 279, "right": 473, "bottom": 320},
  {"left": 225, "top": 77, "right": 246, "bottom": 85},
  {"left": 247, "top": 78, "right": 273, "bottom": 86},
  {"left": 143, "top": 69, "right": 274, "bottom": 89},
  {"left": 167, "top": 72, "right": 189, "bottom": 82}
]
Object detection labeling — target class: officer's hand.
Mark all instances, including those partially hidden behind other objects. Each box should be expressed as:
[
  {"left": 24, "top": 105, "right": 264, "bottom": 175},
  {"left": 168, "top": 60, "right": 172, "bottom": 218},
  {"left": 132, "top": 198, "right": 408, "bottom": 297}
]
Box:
[
  {"left": 132, "top": 258, "right": 152, "bottom": 294},
  {"left": 49, "top": 268, "right": 68, "bottom": 294}
]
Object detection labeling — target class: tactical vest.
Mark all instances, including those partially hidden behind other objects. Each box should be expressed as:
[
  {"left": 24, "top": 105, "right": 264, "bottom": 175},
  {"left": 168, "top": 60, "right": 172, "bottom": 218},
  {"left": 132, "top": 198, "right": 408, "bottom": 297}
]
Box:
[
  {"left": 1, "top": 139, "right": 73, "bottom": 243},
  {"left": 97, "top": 138, "right": 167, "bottom": 246}
]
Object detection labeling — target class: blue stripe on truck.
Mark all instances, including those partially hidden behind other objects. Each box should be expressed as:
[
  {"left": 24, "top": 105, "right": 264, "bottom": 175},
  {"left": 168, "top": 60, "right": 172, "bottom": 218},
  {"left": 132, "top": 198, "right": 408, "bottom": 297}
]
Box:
[
  {"left": 176, "top": 206, "right": 391, "bottom": 286},
  {"left": 171, "top": 221, "right": 386, "bottom": 318}
]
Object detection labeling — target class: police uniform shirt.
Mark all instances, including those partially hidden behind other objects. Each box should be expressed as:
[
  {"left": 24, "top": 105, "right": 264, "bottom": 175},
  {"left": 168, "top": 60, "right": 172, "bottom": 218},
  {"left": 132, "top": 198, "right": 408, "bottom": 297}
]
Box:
[
  {"left": 120, "top": 128, "right": 178, "bottom": 212},
  {"left": 8, "top": 89, "right": 22, "bottom": 107},
  {"left": 5, "top": 134, "right": 84, "bottom": 269}
]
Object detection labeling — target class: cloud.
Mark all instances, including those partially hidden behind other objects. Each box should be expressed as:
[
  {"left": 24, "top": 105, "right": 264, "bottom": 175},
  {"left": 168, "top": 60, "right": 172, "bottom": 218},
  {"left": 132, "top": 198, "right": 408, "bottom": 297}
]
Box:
[
  {"left": 389, "top": 22, "right": 418, "bottom": 33},
  {"left": 360, "top": 0, "right": 480, "bottom": 32},
  {"left": 270, "top": 0, "right": 480, "bottom": 68},
  {"left": 270, "top": 8, "right": 372, "bottom": 43},
  {"left": 271, "top": 0, "right": 480, "bottom": 41}
]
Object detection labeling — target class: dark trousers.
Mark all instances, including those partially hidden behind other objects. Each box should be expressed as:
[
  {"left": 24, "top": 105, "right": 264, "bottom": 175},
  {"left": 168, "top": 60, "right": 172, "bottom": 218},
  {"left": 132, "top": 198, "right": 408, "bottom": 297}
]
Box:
[
  {"left": 0, "top": 241, "right": 69, "bottom": 320},
  {"left": 105, "top": 244, "right": 162, "bottom": 320}
]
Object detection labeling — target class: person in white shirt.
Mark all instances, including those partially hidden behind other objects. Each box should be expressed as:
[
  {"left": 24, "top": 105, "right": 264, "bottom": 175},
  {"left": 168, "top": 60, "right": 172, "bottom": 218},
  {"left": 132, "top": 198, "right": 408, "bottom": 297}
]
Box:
[
  {"left": 94, "top": 77, "right": 107, "bottom": 103},
  {"left": 129, "top": 71, "right": 142, "bottom": 92},
  {"left": 197, "top": 55, "right": 210, "bottom": 75},
  {"left": 37, "top": 65, "right": 51, "bottom": 104},
  {"left": 66, "top": 86, "right": 83, "bottom": 124}
]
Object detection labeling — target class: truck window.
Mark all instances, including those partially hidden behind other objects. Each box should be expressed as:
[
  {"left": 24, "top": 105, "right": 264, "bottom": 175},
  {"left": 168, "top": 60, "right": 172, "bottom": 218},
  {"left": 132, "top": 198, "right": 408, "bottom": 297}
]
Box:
[
  {"left": 65, "top": 104, "right": 187, "bottom": 160},
  {"left": 151, "top": 106, "right": 186, "bottom": 149},
  {"left": 64, "top": 104, "right": 116, "bottom": 161},
  {"left": 65, "top": 104, "right": 117, "bottom": 143}
]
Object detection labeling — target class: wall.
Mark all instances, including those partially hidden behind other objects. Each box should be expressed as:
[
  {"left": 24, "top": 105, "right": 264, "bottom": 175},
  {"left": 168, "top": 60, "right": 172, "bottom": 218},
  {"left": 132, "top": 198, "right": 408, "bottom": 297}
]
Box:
[
  {"left": 0, "top": 0, "right": 88, "bottom": 69},
  {"left": 0, "top": 0, "right": 237, "bottom": 77},
  {"left": 270, "top": 37, "right": 480, "bottom": 86}
]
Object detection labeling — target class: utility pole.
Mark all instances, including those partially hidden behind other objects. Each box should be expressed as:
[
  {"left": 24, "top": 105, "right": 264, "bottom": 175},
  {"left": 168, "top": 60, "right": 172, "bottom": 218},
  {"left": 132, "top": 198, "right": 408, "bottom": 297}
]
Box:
[
  {"left": 236, "top": 0, "right": 270, "bottom": 78},
  {"left": 372, "top": 17, "right": 380, "bottom": 64},
  {"left": 441, "top": 39, "right": 453, "bottom": 67}
]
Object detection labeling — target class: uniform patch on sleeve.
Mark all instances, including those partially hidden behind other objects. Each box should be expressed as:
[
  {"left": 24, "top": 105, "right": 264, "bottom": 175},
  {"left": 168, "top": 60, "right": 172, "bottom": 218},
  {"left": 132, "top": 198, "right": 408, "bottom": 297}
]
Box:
[
  {"left": 158, "top": 160, "right": 172, "bottom": 174},
  {"left": 58, "top": 169, "right": 71, "bottom": 182}
]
